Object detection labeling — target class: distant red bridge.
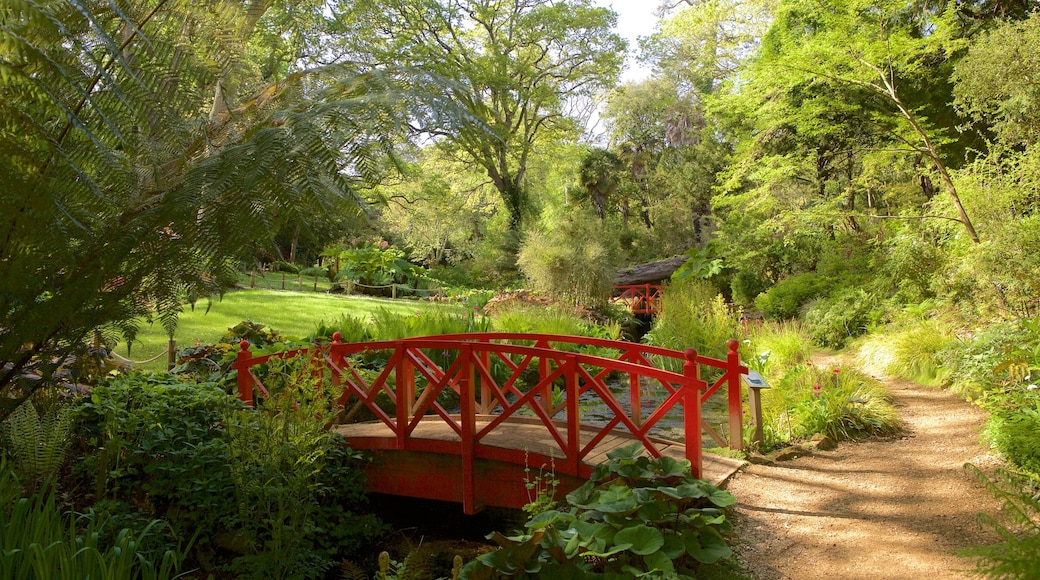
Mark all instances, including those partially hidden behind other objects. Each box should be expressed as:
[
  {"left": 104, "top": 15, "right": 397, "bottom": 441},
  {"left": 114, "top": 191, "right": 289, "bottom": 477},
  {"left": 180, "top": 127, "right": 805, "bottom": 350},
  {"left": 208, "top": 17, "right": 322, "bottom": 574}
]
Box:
[
  {"left": 234, "top": 332, "right": 749, "bottom": 514},
  {"left": 611, "top": 284, "right": 663, "bottom": 315}
]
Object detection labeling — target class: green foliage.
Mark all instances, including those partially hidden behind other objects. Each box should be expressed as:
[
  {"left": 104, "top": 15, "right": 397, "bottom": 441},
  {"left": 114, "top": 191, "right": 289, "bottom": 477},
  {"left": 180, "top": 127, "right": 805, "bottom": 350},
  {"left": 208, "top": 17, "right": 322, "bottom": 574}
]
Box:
[
  {"left": 461, "top": 444, "right": 735, "bottom": 579},
  {"left": 754, "top": 273, "right": 830, "bottom": 320},
  {"left": 1, "top": 399, "right": 74, "bottom": 494},
  {"left": 517, "top": 218, "right": 618, "bottom": 309},
  {"left": 672, "top": 247, "right": 726, "bottom": 283},
  {"left": 223, "top": 355, "right": 358, "bottom": 579},
  {"left": 646, "top": 279, "right": 741, "bottom": 362},
  {"left": 739, "top": 320, "right": 813, "bottom": 381},
  {"left": 979, "top": 387, "right": 1040, "bottom": 479},
  {"left": 368, "top": 308, "right": 490, "bottom": 342},
  {"left": 76, "top": 373, "right": 242, "bottom": 543},
  {"left": 953, "top": 13, "right": 1040, "bottom": 147},
  {"left": 960, "top": 465, "right": 1040, "bottom": 579},
  {"left": 0, "top": 461, "right": 187, "bottom": 579},
  {"left": 802, "top": 288, "right": 884, "bottom": 349},
  {"left": 332, "top": 245, "right": 428, "bottom": 289}
]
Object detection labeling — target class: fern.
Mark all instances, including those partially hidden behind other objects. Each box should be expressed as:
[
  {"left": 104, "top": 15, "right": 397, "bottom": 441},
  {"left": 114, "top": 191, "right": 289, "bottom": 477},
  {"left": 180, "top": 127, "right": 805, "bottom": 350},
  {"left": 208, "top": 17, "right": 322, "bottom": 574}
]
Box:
[
  {"left": 960, "top": 464, "right": 1040, "bottom": 579},
  {"left": 1, "top": 400, "right": 74, "bottom": 493}
]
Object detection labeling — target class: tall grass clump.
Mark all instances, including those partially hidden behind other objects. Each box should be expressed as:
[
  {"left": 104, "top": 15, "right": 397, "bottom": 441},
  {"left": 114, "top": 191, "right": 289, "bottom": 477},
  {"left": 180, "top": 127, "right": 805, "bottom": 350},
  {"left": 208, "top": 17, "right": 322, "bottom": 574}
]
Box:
[
  {"left": 645, "top": 279, "right": 741, "bottom": 362},
  {"left": 0, "top": 461, "right": 187, "bottom": 579},
  {"left": 758, "top": 363, "right": 900, "bottom": 449},
  {"left": 857, "top": 319, "right": 955, "bottom": 386},
  {"left": 740, "top": 320, "right": 813, "bottom": 380}
]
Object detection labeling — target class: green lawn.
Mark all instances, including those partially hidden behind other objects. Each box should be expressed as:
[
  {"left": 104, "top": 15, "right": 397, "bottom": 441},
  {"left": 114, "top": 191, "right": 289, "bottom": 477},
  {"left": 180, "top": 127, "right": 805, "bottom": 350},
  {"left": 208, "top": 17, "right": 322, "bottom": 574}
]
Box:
[{"left": 117, "top": 289, "right": 453, "bottom": 368}]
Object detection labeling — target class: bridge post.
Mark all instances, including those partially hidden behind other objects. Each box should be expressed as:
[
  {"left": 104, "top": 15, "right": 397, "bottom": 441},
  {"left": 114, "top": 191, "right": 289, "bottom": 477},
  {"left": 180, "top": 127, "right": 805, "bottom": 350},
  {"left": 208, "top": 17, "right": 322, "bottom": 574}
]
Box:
[
  {"left": 394, "top": 341, "right": 411, "bottom": 448},
  {"left": 683, "top": 348, "right": 704, "bottom": 479},
  {"left": 458, "top": 343, "right": 477, "bottom": 514},
  {"left": 726, "top": 340, "right": 747, "bottom": 451},
  {"left": 235, "top": 340, "right": 254, "bottom": 406},
  {"left": 565, "top": 354, "right": 581, "bottom": 476}
]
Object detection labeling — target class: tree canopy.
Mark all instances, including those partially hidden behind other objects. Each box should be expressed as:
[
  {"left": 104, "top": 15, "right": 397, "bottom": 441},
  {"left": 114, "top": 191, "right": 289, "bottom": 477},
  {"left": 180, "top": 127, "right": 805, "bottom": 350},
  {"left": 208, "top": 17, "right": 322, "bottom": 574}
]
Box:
[{"left": 337, "top": 0, "right": 626, "bottom": 232}]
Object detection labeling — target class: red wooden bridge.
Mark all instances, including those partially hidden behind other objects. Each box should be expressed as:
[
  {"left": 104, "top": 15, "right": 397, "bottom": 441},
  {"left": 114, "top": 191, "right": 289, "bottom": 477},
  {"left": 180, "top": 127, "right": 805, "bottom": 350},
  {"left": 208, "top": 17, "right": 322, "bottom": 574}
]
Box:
[
  {"left": 233, "top": 333, "right": 748, "bottom": 514},
  {"left": 611, "top": 284, "right": 663, "bottom": 315}
]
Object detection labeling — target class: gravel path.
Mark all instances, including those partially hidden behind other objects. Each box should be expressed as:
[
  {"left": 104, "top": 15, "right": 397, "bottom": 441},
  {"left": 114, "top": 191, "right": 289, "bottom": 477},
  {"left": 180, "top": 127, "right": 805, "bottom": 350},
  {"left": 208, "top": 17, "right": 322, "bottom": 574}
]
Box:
[{"left": 724, "top": 358, "right": 1004, "bottom": 580}]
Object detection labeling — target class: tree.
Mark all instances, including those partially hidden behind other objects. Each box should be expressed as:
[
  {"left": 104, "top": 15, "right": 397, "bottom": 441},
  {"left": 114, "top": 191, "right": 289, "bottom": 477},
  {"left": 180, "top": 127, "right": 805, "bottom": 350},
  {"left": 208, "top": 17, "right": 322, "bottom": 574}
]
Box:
[
  {"left": 743, "top": 0, "right": 982, "bottom": 242},
  {"left": 953, "top": 12, "right": 1040, "bottom": 147},
  {"left": 0, "top": 0, "right": 456, "bottom": 418},
  {"left": 579, "top": 148, "right": 625, "bottom": 221},
  {"left": 338, "top": 0, "right": 626, "bottom": 232}
]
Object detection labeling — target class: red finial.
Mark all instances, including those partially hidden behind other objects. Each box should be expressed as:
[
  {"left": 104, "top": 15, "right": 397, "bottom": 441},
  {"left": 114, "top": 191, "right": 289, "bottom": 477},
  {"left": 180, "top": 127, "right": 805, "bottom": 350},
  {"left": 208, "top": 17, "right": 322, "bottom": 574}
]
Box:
[
  {"left": 728, "top": 339, "right": 739, "bottom": 353},
  {"left": 239, "top": 340, "right": 250, "bottom": 352},
  {"left": 332, "top": 332, "right": 343, "bottom": 344},
  {"left": 685, "top": 347, "right": 698, "bottom": 361}
]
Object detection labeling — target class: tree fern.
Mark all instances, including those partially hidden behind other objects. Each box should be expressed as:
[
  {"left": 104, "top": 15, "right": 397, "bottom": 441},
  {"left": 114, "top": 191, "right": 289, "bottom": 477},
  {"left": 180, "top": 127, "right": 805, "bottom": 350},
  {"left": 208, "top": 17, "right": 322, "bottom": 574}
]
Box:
[{"left": 0, "top": 1, "right": 469, "bottom": 420}]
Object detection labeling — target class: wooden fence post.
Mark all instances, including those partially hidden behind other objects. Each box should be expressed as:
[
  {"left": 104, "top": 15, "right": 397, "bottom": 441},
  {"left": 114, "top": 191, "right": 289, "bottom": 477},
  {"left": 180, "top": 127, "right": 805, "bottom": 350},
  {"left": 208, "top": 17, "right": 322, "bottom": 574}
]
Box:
[
  {"left": 683, "top": 348, "right": 704, "bottom": 479},
  {"left": 166, "top": 338, "right": 176, "bottom": 370}
]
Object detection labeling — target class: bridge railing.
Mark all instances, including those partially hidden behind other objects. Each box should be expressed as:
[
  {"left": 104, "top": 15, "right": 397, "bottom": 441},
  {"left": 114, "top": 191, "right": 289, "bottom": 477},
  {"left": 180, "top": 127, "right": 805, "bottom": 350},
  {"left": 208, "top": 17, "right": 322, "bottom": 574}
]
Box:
[
  {"left": 610, "top": 284, "right": 663, "bottom": 315},
  {"left": 233, "top": 333, "right": 747, "bottom": 510}
]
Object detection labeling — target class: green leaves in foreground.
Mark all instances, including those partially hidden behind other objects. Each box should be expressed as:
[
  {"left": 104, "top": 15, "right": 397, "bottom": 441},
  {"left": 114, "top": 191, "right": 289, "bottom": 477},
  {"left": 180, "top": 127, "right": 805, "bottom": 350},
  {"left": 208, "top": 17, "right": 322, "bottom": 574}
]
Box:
[{"left": 461, "top": 443, "right": 736, "bottom": 579}]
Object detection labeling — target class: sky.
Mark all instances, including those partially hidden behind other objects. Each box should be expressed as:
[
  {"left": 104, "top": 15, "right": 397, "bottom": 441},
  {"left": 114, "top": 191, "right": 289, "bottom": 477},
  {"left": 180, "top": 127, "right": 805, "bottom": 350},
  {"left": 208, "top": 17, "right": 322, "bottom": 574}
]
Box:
[{"left": 593, "top": 1, "right": 663, "bottom": 82}]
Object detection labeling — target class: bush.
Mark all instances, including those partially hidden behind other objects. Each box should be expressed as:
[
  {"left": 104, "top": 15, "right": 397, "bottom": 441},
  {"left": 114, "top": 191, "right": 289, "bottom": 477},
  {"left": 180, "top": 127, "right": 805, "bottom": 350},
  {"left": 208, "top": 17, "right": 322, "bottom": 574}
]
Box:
[
  {"left": 731, "top": 269, "right": 770, "bottom": 305},
  {"left": 802, "top": 288, "right": 884, "bottom": 349},
  {"left": 960, "top": 465, "right": 1040, "bottom": 579},
  {"left": 76, "top": 373, "right": 242, "bottom": 544},
  {"left": 980, "top": 386, "right": 1040, "bottom": 478},
  {"left": 754, "top": 273, "right": 830, "bottom": 319}
]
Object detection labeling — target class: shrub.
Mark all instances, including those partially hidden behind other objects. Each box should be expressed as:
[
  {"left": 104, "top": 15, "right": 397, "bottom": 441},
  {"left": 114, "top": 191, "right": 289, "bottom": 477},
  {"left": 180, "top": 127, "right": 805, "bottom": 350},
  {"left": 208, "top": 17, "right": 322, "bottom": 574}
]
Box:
[
  {"left": 731, "top": 269, "right": 770, "bottom": 305},
  {"left": 76, "top": 373, "right": 242, "bottom": 544},
  {"left": 979, "top": 386, "right": 1040, "bottom": 478},
  {"left": 802, "top": 288, "right": 884, "bottom": 349},
  {"left": 754, "top": 273, "right": 830, "bottom": 319},
  {"left": 461, "top": 444, "right": 736, "bottom": 578}
]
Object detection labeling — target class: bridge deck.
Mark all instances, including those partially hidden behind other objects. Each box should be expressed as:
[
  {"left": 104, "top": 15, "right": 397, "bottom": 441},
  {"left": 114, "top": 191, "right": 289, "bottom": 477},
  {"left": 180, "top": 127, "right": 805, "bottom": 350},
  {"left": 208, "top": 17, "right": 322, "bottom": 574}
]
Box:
[{"left": 335, "top": 416, "right": 745, "bottom": 512}]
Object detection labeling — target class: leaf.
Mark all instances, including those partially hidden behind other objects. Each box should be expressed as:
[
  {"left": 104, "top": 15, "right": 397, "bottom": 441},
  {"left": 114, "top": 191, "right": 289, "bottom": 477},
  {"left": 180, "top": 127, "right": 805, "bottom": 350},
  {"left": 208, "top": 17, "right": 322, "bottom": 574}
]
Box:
[
  {"left": 613, "top": 524, "right": 664, "bottom": 556},
  {"left": 684, "top": 528, "right": 732, "bottom": 564}
]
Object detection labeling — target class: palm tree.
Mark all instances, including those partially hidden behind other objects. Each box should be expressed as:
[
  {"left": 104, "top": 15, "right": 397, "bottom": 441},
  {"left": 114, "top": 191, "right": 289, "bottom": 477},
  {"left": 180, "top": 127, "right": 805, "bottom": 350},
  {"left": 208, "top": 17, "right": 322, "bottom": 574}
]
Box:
[{"left": 0, "top": 0, "right": 455, "bottom": 419}]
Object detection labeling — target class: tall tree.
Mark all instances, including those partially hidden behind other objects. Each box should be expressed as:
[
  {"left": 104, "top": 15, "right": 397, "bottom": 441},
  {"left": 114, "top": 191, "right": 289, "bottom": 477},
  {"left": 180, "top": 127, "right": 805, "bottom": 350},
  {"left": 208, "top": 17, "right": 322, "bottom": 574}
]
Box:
[
  {"left": 338, "top": 0, "right": 626, "bottom": 232},
  {"left": 0, "top": 0, "right": 454, "bottom": 418},
  {"left": 740, "top": 0, "right": 982, "bottom": 242}
]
